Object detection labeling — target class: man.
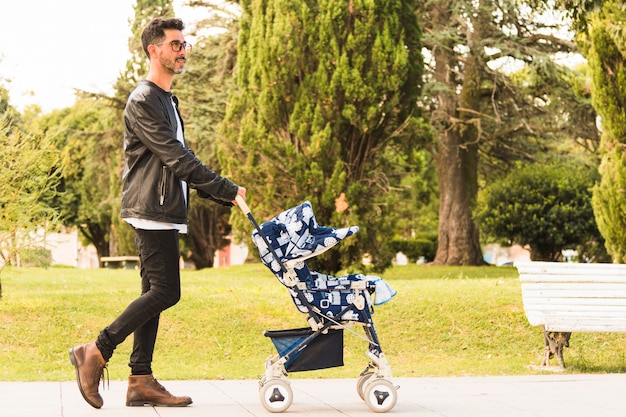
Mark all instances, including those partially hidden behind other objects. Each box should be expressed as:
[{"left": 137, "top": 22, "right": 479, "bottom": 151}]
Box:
[{"left": 69, "top": 17, "right": 246, "bottom": 409}]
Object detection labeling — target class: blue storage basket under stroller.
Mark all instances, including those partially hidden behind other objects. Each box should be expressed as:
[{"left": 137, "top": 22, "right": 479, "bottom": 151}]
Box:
[
  {"left": 265, "top": 327, "right": 344, "bottom": 372},
  {"left": 237, "top": 198, "right": 399, "bottom": 413}
]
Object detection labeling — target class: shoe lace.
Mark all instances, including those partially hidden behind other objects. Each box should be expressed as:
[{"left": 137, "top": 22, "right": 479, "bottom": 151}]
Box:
[
  {"left": 152, "top": 377, "right": 169, "bottom": 393},
  {"left": 99, "top": 364, "right": 109, "bottom": 391}
]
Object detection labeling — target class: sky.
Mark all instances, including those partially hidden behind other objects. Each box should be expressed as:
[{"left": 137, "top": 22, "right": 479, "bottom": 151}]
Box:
[
  {"left": 0, "top": 1, "right": 136, "bottom": 112},
  {"left": 0, "top": 0, "right": 201, "bottom": 113},
  {"left": 1, "top": 2, "right": 582, "bottom": 114}
]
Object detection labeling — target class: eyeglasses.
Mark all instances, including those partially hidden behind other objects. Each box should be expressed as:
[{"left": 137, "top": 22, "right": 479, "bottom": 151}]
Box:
[{"left": 153, "top": 40, "right": 192, "bottom": 53}]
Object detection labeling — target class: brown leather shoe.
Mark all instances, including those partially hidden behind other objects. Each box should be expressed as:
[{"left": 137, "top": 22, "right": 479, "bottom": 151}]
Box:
[
  {"left": 126, "top": 374, "right": 192, "bottom": 407},
  {"left": 68, "top": 342, "right": 107, "bottom": 409}
]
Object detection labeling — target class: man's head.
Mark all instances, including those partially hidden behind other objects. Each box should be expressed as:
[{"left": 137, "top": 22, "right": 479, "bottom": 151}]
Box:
[
  {"left": 141, "top": 18, "right": 186, "bottom": 58},
  {"left": 141, "top": 18, "right": 191, "bottom": 78}
]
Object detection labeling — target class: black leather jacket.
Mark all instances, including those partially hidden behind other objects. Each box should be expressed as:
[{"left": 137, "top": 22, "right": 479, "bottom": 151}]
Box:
[{"left": 121, "top": 80, "right": 239, "bottom": 224}]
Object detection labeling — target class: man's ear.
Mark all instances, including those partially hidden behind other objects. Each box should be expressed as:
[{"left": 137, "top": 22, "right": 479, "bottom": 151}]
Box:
[{"left": 146, "top": 44, "right": 158, "bottom": 59}]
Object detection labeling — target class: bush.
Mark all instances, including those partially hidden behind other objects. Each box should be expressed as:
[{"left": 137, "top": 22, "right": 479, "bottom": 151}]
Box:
[
  {"left": 19, "top": 248, "right": 52, "bottom": 268},
  {"left": 389, "top": 234, "right": 437, "bottom": 262},
  {"left": 475, "top": 161, "right": 607, "bottom": 261}
]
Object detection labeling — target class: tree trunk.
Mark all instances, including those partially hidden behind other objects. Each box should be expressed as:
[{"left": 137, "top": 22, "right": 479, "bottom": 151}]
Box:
[
  {"left": 189, "top": 235, "right": 216, "bottom": 269},
  {"left": 433, "top": 128, "right": 484, "bottom": 265},
  {"left": 187, "top": 201, "right": 232, "bottom": 269},
  {"left": 430, "top": 3, "right": 485, "bottom": 266},
  {"left": 80, "top": 224, "right": 110, "bottom": 266}
]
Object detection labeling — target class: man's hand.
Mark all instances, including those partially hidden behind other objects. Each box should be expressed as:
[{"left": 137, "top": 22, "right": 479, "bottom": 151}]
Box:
[
  {"left": 233, "top": 187, "right": 249, "bottom": 215},
  {"left": 233, "top": 187, "right": 246, "bottom": 205}
]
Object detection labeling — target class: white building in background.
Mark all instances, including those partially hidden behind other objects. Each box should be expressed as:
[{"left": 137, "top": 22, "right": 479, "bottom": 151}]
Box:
[
  {"left": 43, "top": 227, "right": 99, "bottom": 268},
  {"left": 0, "top": 226, "right": 97, "bottom": 268}
]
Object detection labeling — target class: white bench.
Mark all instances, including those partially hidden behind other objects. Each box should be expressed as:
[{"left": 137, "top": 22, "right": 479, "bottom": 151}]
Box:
[
  {"left": 516, "top": 261, "right": 626, "bottom": 368},
  {"left": 101, "top": 256, "right": 140, "bottom": 270}
]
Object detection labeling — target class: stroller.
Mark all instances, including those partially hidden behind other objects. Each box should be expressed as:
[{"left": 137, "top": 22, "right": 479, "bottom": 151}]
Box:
[{"left": 238, "top": 198, "right": 398, "bottom": 413}]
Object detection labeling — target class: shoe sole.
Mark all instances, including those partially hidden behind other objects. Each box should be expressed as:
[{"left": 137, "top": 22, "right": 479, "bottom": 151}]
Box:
[
  {"left": 69, "top": 348, "right": 102, "bottom": 409},
  {"left": 126, "top": 401, "right": 192, "bottom": 407}
]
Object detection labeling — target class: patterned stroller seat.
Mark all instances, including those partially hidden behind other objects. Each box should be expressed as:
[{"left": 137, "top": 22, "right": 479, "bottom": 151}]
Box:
[
  {"left": 245, "top": 201, "right": 398, "bottom": 413},
  {"left": 252, "top": 201, "right": 395, "bottom": 322}
]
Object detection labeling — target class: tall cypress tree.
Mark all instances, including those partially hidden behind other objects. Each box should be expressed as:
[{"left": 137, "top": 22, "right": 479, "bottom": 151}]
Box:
[
  {"left": 220, "top": 0, "right": 424, "bottom": 272},
  {"left": 585, "top": 2, "right": 626, "bottom": 261}
]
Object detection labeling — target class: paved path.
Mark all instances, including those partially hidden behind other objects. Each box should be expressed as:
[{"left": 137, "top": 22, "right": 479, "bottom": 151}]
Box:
[{"left": 1, "top": 374, "right": 624, "bottom": 416}]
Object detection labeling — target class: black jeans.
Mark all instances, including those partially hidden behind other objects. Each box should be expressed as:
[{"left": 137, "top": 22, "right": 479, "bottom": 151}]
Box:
[{"left": 96, "top": 228, "right": 181, "bottom": 375}]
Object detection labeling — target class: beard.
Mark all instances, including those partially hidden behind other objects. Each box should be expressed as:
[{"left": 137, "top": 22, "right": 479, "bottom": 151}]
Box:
[{"left": 159, "top": 54, "right": 186, "bottom": 75}]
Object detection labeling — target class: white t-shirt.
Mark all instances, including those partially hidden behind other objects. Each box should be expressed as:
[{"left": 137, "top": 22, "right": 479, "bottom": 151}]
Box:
[{"left": 123, "top": 97, "right": 188, "bottom": 234}]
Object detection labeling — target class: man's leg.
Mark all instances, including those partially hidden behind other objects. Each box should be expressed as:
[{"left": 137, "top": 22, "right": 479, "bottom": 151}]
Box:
[
  {"left": 123, "top": 229, "right": 191, "bottom": 407},
  {"left": 96, "top": 229, "right": 181, "bottom": 359},
  {"left": 70, "top": 228, "right": 186, "bottom": 408}
]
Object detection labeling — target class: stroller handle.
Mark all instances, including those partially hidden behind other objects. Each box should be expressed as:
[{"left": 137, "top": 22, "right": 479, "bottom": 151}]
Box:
[{"left": 235, "top": 194, "right": 251, "bottom": 215}]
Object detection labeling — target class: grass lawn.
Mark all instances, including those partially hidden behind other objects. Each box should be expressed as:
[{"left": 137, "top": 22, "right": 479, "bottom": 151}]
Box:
[{"left": 1, "top": 263, "right": 626, "bottom": 381}]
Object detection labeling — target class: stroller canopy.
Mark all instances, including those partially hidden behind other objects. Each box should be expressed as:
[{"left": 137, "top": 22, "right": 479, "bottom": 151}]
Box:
[{"left": 252, "top": 201, "right": 358, "bottom": 267}]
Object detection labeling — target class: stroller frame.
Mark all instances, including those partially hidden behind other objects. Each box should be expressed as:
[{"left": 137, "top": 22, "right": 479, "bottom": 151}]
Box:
[{"left": 237, "top": 197, "right": 398, "bottom": 413}]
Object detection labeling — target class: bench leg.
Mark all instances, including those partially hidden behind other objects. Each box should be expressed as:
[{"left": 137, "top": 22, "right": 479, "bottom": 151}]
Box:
[{"left": 541, "top": 328, "right": 571, "bottom": 368}]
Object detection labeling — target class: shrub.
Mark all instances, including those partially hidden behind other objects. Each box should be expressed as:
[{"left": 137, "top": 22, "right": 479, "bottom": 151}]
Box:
[
  {"left": 475, "top": 161, "right": 607, "bottom": 261},
  {"left": 389, "top": 234, "right": 437, "bottom": 262}
]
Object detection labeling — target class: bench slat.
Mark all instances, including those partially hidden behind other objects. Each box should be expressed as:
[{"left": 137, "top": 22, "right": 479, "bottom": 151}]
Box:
[
  {"left": 518, "top": 266, "right": 626, "bottom": 275},
  {"left": 516, "top": 261, "right": 626, "bottom": 274},
  {"left": 522, "top": 297, "right": 626, "bottom": 307},
  {"left": 524, "top": 311, "right": 626, "bottom": 331},
  {"left": 518, "top": 263, "right": 626, "bottom": 270},
  {"left": 526, "top": 308, "right": 626, "bottom": 318},
  {"left": 522, "top": 286, "right": 626, "bottom": 299},
  {"left": 520, "top": 276, "right": 626, "bottom": 284},
  {"left": 524, "top": 303, "right": 626, "bottom": 314},
  {"left": 545, "top": 322, "right": 626, "bottom": 332}
]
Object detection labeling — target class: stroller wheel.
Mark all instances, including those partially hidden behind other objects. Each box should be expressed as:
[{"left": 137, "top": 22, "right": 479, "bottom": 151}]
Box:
[
  {"left": 356, "top": 371, "right": 374, "bottom": 400},
  {"left": 364, "top": 379, "right": 398, "bottom": 413},
  {"left": 259, "top": 378, "right": 293, "bottom": 413}
]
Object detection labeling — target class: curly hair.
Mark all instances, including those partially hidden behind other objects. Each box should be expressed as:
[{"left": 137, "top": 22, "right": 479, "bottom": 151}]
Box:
[{"left": 141, "top": 18, "right": 185, "bottom": 57}]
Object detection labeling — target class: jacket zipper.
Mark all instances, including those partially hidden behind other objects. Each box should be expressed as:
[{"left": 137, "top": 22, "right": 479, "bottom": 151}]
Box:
[{"left": 159, "top": 166, "right": 166, "bottom": 205}]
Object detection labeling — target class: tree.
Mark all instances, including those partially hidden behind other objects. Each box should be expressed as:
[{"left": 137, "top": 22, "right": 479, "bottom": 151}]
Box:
[
  {"left": 476, "top": 161, "right": 606, "bottom": 261},
  {"left": 0, "top": 117, "right": 62, "bottom": 295},
  {"left": 219, "top": 0, "right": 425, "bottom": 272},
  {"left": 417, "top": 0, "right": 594, "bottom": 265},
  {"left": 175, "top": 7, "right": 242, "bottom": 268},
  {"left": 31, "top": 100, "right": 119, "bottom": 261},
  {"left": 572, "top": 1, "right": 626, "bottom": 262}
]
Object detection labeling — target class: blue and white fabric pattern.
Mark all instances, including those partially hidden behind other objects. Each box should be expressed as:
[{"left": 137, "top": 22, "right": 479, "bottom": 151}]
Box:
[
  {"left": 251, "top": 201, "right": 396, "bottom": 320},
  {"left": 252, "top": 201, "right": 358, "bottom": 265}
]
